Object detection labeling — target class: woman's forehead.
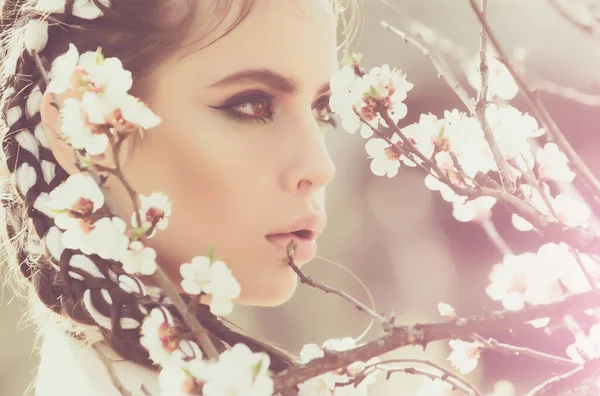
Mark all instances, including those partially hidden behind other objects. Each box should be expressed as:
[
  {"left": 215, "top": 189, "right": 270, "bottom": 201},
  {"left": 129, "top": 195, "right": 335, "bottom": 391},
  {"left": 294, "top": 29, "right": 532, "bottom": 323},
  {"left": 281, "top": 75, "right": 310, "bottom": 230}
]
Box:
[{"left": 163, "top": 0, "right": 339, "bottom": 92}]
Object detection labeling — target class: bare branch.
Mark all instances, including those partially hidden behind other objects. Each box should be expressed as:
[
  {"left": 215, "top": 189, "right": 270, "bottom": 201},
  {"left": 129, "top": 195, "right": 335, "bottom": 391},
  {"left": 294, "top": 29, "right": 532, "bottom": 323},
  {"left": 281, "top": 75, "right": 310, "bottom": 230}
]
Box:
[
  {"left": 472, "top": 335, "right": 580, "bottom": 368},
  {"left": 273, "top": 289, "right": 600, "bottom": 391},
  {"left": 286, "top": 245, "right": 392, "bottom": 330}
]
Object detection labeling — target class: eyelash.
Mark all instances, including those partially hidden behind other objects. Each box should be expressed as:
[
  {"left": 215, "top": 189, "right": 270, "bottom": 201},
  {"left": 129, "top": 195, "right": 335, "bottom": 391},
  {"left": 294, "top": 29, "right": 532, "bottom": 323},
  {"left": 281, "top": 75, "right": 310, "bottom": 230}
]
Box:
[{"left": 214, "top": 92, "right": 338, "bottom": 128}]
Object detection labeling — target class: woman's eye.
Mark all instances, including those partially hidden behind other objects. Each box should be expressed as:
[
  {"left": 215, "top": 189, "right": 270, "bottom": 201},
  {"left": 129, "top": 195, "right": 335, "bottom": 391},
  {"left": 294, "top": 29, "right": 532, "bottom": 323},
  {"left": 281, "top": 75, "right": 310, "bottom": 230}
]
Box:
[
  {"left": 214, "top": 93, "right": 275, "bottom": 124},
  {"left": 312, "top": 95, "right": 338, "bottom": 128},
  {"left": 231, "top": 98, "right": 272, "bottom": 119}
]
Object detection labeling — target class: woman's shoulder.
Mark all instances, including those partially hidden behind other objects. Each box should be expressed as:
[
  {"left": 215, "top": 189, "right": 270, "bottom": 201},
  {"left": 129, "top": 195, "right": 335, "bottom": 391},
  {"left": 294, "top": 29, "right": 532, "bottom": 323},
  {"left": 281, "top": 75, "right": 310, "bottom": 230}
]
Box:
[{"left": 35, "top": 323, "right": 160, "bottom": 396}]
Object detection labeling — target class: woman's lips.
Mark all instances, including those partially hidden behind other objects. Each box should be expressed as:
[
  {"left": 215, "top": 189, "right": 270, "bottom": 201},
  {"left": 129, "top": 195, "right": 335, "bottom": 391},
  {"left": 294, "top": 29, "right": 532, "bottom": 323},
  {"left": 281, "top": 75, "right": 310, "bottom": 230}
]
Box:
[{"left": 265, "top": 233, "right": 317, "bottom": 264}]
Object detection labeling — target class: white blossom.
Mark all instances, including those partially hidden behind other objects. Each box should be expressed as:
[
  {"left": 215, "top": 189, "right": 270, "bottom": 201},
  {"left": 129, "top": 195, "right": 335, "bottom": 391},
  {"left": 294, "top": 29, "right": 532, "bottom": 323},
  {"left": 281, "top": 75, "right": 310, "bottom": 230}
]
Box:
[
  {"left": 121, "top": 241, "right": 157, "bottom": 275},
  {"left": 401, "top": 113, "right": 445, "bottom": 160},
  {"left": 203, "top": 261, "right": 242, "bottom": 316},
  {"left": 118, "top": 93, "right": 162, "bottom": 129},
  {"left": 486, "top": 380, "right": 516, "bottom": 396},
  {"left": 298, "top": 338, "right": 377, "bottom": 396},
  {"left": 298, "top": 373, "right": 342, "bottom": 396},
  {"left": 485, "top": 105, "right": 544, "bottom": 163},
  {"left": 61, "top": 97, "right": 109, "bottom": 155},
  {"left": 158, "top": 363, "right": 197, "bottom": 396},
  {"left": 424, "top": 170, "right": 465, "bottom": 204},
  {"left": 180, "top": 256, "right": 241, "bottom": 316},
  {"left": 78, "top": 54, "right": 132, "bottom": 94},
  {"left": 180, "top": 256, "right": 212, "bottom": 295},
  {"left": 47, "top": 44, "right": 80, "bottom": 94},
  {"left": 89, "top": 217, "right": 129, "bottom": 261},
  {"left": 329, "top": 66, "right": 364, "bottom": 136},
  {"left": 551, "top": 193, "right": 591, "bottom": 228},
  {"left": 536, "top": 143, "right": 575, "bottom": 182},
  {"left": 329, "top": 64, "right": 413, "bottom": 138},
  {"left": 452, "top": 196, "right": 497, "bottom": 223},
  {"left": 140, "top": 308, "right": 177, "bottom": 365},
  {"left": 364, "top": 134, "right": 402, "bottom": 178},
  {"left": 537, "top": 242, "right": 595, "bottom": 294},
  {"left": 201, "top": 343, "right": 274, "bottom": 396},
  {"left": 132, "top": 192, "right": 172, "bottom": 234},
  {"left": 466, "top": 51, "right": 518, "bottom": 101},
  {"left": 486, "top": 251, "right": 564, "bottom": 311},
  {"left": 437, "top": 302, "right": 456, "bottom": 318},
  {"left": 448, "top": 339, "right": 482, "bottom": 374},
  {"left": 48, "top": 173, "right": 104, "bottom": 214}
]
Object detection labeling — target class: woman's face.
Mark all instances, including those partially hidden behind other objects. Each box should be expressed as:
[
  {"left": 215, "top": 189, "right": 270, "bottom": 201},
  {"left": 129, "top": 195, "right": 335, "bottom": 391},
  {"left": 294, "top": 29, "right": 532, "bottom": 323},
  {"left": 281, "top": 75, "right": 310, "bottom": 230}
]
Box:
[{"left": 114, "top": 0, "right": 339, "bottom": 306}]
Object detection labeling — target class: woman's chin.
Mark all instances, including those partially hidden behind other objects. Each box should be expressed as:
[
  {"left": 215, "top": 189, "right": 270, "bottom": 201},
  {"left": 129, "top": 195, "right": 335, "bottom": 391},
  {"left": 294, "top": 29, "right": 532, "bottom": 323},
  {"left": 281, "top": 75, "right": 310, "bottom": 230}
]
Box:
[{"left": 237, "top": 267, "right": 299, "bottom": 307}]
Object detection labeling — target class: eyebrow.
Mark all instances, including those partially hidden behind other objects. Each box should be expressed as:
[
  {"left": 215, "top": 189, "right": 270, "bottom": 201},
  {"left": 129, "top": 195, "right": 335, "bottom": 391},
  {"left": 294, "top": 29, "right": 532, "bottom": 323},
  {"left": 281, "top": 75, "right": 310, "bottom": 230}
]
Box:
[{"left": 208, "top": 68, "right": 331, "bottom": 96}]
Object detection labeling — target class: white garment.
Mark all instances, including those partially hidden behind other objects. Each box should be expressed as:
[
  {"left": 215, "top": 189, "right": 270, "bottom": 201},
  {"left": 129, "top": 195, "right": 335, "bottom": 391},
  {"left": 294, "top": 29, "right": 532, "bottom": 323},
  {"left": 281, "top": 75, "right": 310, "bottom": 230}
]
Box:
[{"left": 35, "top": 326, "right": 161, "bottom": 396}]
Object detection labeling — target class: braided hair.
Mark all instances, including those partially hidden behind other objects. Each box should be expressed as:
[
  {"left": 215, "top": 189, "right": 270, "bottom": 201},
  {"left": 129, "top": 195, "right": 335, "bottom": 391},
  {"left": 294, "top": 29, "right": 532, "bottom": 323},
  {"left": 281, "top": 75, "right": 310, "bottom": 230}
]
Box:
[{"left": 0, "top": 0, "right": 302, "bottom": 374}]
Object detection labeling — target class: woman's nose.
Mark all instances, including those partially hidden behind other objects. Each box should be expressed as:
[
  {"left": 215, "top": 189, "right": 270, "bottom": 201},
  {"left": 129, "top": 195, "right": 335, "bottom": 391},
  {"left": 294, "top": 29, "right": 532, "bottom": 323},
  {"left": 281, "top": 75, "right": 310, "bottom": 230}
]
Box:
[{"left": 283, "top": 119, "right": 336, "bottom": 196}]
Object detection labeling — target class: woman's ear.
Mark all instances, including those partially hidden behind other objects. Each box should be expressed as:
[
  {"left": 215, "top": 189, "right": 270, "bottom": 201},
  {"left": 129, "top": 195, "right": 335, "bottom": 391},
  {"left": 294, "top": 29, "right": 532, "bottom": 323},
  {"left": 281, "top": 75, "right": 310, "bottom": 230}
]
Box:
[{"left": 39, "top": 90, "right": 79, "bottom": 175}]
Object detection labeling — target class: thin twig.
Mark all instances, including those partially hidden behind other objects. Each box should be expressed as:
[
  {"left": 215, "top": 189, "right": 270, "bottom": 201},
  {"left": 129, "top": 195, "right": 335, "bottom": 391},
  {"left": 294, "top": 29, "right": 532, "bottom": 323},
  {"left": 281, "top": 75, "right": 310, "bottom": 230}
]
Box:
[
  {"left": 377, "top": 359, "right": 482, "bottom": 396},
  {"left": 286, "top": 248, "right": 391, "bottom": 330},
  {"left": 569, "top": 245, "right": 597, "bottom": 290},
  {"left": 525, "top": 358, "right": 600, "bottom": 395},
  {"left": 362, "top": 359, "right": 483, "bottom": 396},
  {"left": 380, "top": 21, "right": 474, "bottom": 112},
  {"left": 472, "top": 335, "right": 579, "bottom": 368},
  {"left": 273, "top": 288, "right": 600, "bottom": 391},
  {"left": 546, "top": 0, "right": 600, "bottom": 41},
  {"left": 473, "top": 0, "right": 515, "bottom": 192},
  {"left": 480, "top": 218, "right": 513, "bottom": 256},
  {"left": 140, "top": 385, "right": 153, "bottom": 396},
  {"left": 537, "top": 79, "right": 600, "bottom": 107}
]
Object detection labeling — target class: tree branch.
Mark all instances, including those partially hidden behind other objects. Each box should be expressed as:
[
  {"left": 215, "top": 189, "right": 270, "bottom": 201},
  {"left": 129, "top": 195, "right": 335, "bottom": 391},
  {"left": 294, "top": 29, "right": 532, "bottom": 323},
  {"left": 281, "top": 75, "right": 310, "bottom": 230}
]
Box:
[
  {"left": 473, "top": 0, "right": 515, "bottom": 192},
  {"left": 273, "top": 289, "right": 600, "bottom": 391},
  {"left": 286, "top": 245, "right": 392, "bottom": 330}
]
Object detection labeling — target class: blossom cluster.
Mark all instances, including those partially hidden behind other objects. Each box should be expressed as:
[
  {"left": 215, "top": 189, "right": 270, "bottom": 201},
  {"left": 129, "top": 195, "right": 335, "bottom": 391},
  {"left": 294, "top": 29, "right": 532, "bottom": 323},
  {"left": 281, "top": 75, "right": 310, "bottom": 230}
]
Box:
[
  {"left": 141, "top": 308, "right": 274, "bottom": 396},
  {"left": 43, "top": 45, "right": 241, "bottom": 316},
  {"left": 180, "top": 255, "right": 241, "bottom": 316},
  {"left": 297, "top": 337, "right": 379, "bottom": 395},
  {"left": 329, "top": 53, "right": 599, "bottom": 387},
  {"left": 41, "top": 41, "right": 259, "bottom": 394},
  {"left": 329, "top": 63, "right": 414, "bottom": 139},
  {"left": 49, "top": 44, "right": 161, "bottom": 155},
  {"left": 486, "top": 242, "right": 596, "bottom": 311}
]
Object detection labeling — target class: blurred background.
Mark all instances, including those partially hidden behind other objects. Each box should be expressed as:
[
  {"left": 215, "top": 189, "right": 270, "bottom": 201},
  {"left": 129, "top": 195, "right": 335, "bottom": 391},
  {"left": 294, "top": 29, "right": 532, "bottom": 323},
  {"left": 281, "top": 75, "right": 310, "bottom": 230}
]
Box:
[{"left": 4, "top": 0, "right": 600, "bottom": 394}]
